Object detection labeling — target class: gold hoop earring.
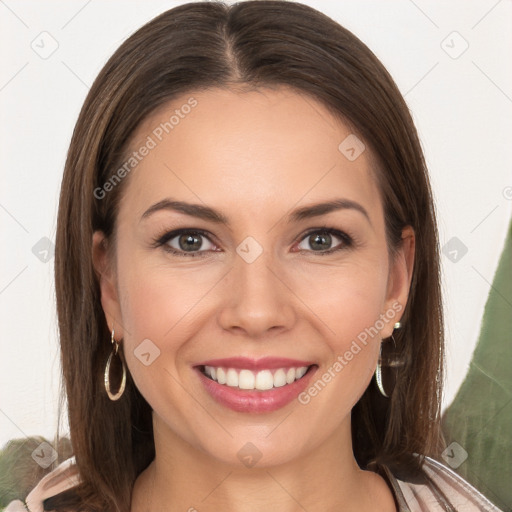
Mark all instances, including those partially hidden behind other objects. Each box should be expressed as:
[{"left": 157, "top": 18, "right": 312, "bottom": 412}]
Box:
[
  {"left": 104, "top": 324, "right": 127, "bottom": 401},
  {"left": 375, "top": 343, "right": 388, "bottom": 398},
  {"left": 375, "top": 321, "right": 402, "bottom": 398}
]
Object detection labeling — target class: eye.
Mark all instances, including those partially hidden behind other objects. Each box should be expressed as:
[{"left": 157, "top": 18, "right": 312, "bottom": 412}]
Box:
[
  {"left": 296, "top": 228, "right": 353, "bottom": 254},
  {"left": 155, "top": 229, "right": 218, "bottom": 257},
  {"left": 154, "top": 227, "right": 354, "bottom": 258}
]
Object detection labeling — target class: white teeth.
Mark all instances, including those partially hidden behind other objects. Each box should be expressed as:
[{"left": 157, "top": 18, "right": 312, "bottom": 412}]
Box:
[
  {"left": 202, "top": 365, "right": 310, "bottom": 390},
  {"left": 255, "top": 370, "right": 274, "bottom": 390},
  {"left": 226, "top": 368, "right": 238, "bottom": 387},
  {"left": 296, "top": 367, "right": 307, "bottom": 379},
  {"left": 238, "top": 369, "right": 255, "bottom": 390},
  {"left": 273, "top": 369, "right": 287, "bottom": 387},
  {"left": 216, "top": 367, "right": 226, "bottom": 384}
]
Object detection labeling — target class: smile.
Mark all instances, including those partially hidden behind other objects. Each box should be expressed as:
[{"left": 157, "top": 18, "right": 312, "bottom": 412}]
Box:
[
  {"left": 201, "top": 365, "right": 310, "bottom": 390},
  {"left": 194, "top": 357, "right": 318, "bottom": 413}
]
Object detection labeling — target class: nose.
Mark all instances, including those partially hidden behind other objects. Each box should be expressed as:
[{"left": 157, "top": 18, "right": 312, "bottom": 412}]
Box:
[{"left": 217, "top": 247, "right": 296, "bottom": 339}]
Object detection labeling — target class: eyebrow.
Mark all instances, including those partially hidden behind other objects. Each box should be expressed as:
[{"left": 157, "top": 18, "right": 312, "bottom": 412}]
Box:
[{"left": 140, "top": 198, "right": 371, "bottom": 226}]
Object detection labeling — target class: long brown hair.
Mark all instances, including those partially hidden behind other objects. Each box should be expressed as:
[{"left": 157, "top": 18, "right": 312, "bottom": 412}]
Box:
[{"left": 53, "top": 1, "right": 444, "bottom": 510}]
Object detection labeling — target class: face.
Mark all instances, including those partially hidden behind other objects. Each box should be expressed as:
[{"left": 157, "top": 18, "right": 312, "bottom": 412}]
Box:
[{"left": 93, "top": 87, "right": 413, "bottom": 468}]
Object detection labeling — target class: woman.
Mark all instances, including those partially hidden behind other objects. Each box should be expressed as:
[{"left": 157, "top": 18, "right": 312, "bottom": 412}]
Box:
[{"left": 6, "top": 1, "right": 503, "bottom": 511}]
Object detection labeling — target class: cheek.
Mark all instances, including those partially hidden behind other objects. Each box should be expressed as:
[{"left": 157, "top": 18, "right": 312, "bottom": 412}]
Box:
[
  {"left": 289, "top": 254, "right": 390, "bottom": 345},
  {"left": 115, "top": 238, "right": 220, "bottom": 342},
  {"left": 295, "top": 275, "right": 389, "bottom": 433},
  {"left": 116, "top": 268, "right": 189, "bottom": 425},
  {"left": 114, "top": 250, "right": 178, "bottom": 391},
  {"left": 290, "top": 258, "right": 389, "bottom": 407},
  {"left": 114, "top": 245, "right": 224, "bottom": 397}
]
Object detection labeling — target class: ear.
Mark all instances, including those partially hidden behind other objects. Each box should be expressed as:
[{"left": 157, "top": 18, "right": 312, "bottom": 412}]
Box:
[
  {"left": 92, "top": 231, "right": 124, "bottom": 339},
  {"left": 381, "top": 225, "right": 415, "bottom": 339}
]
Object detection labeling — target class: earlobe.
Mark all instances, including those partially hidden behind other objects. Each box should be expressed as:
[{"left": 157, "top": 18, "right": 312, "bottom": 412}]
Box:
[{"left": 92, "top": 231, "right": 124, "bottom": 338}]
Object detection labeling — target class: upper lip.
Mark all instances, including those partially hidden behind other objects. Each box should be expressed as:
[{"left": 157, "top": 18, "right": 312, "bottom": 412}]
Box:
[{"left": 194, "top": 357, "right": 315, "bottom": 371}]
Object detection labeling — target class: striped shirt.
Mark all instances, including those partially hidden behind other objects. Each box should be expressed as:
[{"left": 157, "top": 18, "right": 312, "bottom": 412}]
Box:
[{"left": 5, "top": 455, "right": 503, "bottom": 512}]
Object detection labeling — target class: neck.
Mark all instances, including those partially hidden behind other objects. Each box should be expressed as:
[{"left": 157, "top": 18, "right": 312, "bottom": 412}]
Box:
[{"left": 131, "top": 413, "right": 396, "bottom": 512}]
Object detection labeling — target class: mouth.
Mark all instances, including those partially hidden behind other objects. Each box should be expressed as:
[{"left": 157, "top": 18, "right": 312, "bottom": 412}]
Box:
[
  {"left": 193, "top": 358, "right": 318, "bottom": 413},
  {"left": 198, "top": 364, "right": 314, "bottom": 391}
]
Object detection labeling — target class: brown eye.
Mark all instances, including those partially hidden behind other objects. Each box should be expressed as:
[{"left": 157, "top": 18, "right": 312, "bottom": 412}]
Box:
[
  {"left": 157, "top": 229, "right": 217, "bottom": 257},
  {"left": 306, "top": 233, "right": 333, "bottom": 251},
  {"left": 175, "top": 233, "right": 204, "bottom": 252},
  {"left": 296, "top": 229, "right": 352, "bottom": 254}
]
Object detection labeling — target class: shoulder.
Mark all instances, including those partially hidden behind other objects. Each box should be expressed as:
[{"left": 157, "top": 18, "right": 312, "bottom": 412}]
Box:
[
  {"left": 388, "top": 456, "right": 504, "bottom": 512},
  {"left": 5, "top": 457, "right": 81, "bottom": 512}
]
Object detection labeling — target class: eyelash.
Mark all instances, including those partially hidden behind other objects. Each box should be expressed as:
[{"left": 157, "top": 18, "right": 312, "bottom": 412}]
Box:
[{"left": 152, "top": 227, "right": 355, "bottom": 258}]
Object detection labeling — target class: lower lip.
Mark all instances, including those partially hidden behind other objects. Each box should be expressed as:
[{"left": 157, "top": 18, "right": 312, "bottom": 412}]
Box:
[{"left": 196, "top": 366, "right": 318, "bottom": 413}]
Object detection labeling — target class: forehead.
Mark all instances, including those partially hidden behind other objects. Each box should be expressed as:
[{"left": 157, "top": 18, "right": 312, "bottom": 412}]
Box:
[{"left": 119, "top": 87, "right": 381, "bottom": 223}]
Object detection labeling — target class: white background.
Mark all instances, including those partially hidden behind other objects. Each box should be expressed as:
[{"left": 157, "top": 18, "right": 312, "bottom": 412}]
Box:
[{"left": 1, "top": 0, "right": 511, "bottom": 447}]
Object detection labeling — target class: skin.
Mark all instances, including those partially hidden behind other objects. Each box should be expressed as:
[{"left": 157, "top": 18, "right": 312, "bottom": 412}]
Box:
[{"left": 93, "top": 87, "right": 415, "bottom": 512}]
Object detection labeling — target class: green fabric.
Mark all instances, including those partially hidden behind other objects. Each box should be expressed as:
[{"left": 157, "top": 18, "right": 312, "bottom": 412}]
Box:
[{"left": 443, "top": 218, "right": 512, "bottom": 512}]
